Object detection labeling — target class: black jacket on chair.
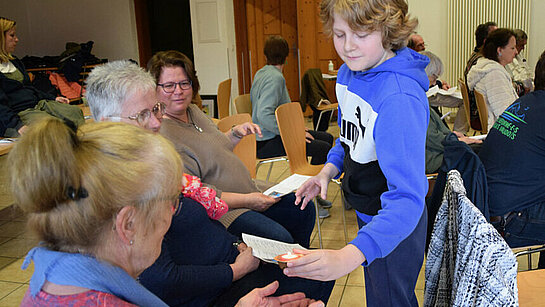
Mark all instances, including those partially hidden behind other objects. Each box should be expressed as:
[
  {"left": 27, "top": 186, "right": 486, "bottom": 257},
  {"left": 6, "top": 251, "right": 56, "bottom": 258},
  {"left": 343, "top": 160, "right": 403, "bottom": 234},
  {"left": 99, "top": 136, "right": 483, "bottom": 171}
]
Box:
[
  {"left": 300, "top": 68, "right": 332, "bottom": 131},
  {"left": 0, "top": 57, "right": 55, "bottom": 135},
  {"left": 426, "top": 132, "right": 489, "bottom": 248}
]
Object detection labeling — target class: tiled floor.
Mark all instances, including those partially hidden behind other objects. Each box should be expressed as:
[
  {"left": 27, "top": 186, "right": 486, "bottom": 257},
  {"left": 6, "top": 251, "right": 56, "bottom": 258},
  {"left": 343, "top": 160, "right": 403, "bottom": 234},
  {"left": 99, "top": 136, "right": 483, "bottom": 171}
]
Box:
[
  {"left": 0, "top": 116, "right": 539, "bottom": 306},
  {"left": 0, "top": 205, "right": 35, "bottom": 307}
]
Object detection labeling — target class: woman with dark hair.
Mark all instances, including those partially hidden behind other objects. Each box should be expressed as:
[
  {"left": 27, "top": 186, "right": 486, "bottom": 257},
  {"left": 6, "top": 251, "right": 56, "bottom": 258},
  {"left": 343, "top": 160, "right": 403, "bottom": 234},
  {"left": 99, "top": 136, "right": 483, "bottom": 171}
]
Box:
[{"left": 467, "top": 28, "right": 519, "bottom": 131}]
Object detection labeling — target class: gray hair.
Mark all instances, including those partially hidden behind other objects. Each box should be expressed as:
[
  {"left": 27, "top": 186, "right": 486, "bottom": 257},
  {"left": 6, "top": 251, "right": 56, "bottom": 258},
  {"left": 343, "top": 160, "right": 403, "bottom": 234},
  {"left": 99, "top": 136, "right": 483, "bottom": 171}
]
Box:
[
  {"left": 85, "top": 60, "right": 156, "bottom": 121},
  {"left": 513, "top": 29, "right": 527, "bottom": 43},
  {"left": 420, "top": 50, "right": 443, "bottom": 78}
]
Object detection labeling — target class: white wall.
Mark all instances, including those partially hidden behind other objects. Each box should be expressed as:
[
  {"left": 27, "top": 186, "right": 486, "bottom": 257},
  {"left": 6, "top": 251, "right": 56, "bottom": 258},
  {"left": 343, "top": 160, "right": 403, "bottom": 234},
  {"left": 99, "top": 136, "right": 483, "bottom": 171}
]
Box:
[
  {"left": 1, "top": 0, "right": 139, "bottom": 62},
  {"left": 528, "top": 0, "right": 545, "bottom": 71},
  {"left": 190, "top": 0, "right": 238, "bottom": 100}
]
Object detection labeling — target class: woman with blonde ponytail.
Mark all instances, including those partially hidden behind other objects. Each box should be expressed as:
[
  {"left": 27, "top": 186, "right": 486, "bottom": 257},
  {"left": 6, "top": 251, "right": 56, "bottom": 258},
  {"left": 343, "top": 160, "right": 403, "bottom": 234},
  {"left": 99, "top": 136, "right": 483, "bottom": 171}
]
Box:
[{"left": 12, "top": 118, "right": 183, "bottom": 306}]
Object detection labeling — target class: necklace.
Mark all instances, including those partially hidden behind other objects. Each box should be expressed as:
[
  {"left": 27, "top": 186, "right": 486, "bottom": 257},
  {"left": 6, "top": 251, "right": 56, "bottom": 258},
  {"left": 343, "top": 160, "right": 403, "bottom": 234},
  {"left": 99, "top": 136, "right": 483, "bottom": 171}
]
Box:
[{"left": 165, "top": 109, "right": 203, "bottom": 133}]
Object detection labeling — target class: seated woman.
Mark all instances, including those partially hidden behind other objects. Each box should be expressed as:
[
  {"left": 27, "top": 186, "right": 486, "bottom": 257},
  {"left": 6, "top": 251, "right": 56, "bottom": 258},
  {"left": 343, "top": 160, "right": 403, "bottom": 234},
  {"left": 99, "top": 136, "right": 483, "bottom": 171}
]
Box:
[
  {"left": 148, "top": 50, "right": 315, "bottom": 247},
  {"left": 421, "top": 51, "right": 482, "bottom": 174},
  {"left": 139, "top": 194, "right": 334, "bottom": 307},
  {"left": 467, "top": 28, "right": 519, "bottom": 132},
  {"left": 250, "top": 35, "right": 334, "bottom": 165},
  {"left": 14, "top": 119, "right": 183, "bottom": 306},
  {"left": 0, "top": 17, "right": 84, "bottom": 137}
]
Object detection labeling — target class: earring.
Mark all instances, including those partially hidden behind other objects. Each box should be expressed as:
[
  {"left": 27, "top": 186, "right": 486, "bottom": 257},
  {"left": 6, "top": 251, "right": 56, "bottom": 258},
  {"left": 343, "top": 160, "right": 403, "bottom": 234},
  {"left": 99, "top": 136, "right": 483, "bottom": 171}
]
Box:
[
  {"left": 130, "top": 240, "right": 134, "bottom": 245},
  {"left": 499, "top": 52, "right": 502, "bottom": 57}
]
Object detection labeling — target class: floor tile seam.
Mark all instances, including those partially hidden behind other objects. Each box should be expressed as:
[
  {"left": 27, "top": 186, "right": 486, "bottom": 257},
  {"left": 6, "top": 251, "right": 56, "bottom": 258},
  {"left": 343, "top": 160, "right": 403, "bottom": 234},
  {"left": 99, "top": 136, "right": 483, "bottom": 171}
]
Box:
[
  {"left": 334, "top": 283, "right": 347, "bottom": 307},
  {"left": 0, "top": 257, "right": 19, "bottom": 270},
  {"left": 0, "top": 283, "right": 26, "bottom": 301},
  {"left": 339, "top": 284, "right": 366, "bottom": 307}
]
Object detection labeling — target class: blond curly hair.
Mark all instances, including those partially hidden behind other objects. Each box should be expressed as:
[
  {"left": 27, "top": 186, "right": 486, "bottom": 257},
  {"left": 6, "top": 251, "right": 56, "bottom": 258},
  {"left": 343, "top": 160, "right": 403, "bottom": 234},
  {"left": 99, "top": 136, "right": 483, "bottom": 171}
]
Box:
[{"left": 320, "top": 0, "right": 417, "bottom": 50}]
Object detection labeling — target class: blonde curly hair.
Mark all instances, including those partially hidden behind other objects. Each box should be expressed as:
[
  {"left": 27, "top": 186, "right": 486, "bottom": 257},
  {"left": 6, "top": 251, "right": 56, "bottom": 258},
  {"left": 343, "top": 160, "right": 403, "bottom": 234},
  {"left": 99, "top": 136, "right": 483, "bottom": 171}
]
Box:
[{"left": 320, "top": 0, "right": 417, "bottom": 50}]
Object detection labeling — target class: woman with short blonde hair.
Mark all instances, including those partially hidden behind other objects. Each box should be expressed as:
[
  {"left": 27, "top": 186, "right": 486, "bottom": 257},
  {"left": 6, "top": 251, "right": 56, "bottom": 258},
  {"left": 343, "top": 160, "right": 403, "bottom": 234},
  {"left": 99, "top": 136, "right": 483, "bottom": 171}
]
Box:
[{"left": 13, "top": 119, "right": 183, "bottom": 306}]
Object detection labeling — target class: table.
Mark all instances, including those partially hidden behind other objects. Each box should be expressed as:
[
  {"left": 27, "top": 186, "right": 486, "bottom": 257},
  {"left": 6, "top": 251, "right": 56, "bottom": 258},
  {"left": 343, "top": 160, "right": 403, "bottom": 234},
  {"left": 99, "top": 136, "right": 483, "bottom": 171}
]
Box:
[{"left": 0, "top": 140, "right": 14, "bottom": 156}]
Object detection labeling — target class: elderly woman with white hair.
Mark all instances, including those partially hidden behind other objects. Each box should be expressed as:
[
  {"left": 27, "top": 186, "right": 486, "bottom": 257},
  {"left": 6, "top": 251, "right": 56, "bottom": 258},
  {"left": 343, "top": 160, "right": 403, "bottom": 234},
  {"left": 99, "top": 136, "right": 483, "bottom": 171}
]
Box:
[
  {"left": 85, "top": 60, "right": 164, "bottom": 132},
  {"left": 423, "top": 50, "right": 468, "bottom": 132},
  {"left": 421, "top": 50, "right": 482, "bottom": 174}
]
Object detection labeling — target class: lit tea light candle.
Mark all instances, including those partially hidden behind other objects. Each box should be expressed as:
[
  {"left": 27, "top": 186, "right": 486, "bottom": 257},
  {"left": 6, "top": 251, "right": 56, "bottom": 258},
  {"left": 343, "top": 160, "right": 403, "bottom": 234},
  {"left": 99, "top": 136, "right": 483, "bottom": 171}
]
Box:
[
  {"left": 274, "top": 252, "right": 303, "bottom": 269},
  {"left": 281, "top": 252, "right": 298, "bottom": 259}
]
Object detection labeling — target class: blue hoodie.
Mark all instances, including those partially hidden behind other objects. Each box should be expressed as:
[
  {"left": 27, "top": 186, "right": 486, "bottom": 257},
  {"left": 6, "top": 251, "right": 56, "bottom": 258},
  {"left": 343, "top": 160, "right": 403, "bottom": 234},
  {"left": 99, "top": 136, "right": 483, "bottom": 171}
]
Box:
[{"left": 326, "top": 47, "right": 430, "bottom": 265}]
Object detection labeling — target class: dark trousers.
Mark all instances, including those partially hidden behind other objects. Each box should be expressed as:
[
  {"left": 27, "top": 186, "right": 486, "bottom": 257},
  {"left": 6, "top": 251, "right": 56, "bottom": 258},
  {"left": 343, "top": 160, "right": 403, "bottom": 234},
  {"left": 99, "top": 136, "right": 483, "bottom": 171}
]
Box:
[
  {"left": 256, "top": 130, "right": 334, "bottom": 165},
  {"left": 357, "top": 207, "right": 427, "bottom": 307},
  {"left": 212, "top": 262, "right": 335, "bottom": 307},
  {"left": 310, "top": 105, "right": 333, "bottom": 132},
  {"left": 227, "top": 193, "right": 315, "bottom": 248},
  {"left": 491, "top": 202, "right": 545, "bottom": 269}
]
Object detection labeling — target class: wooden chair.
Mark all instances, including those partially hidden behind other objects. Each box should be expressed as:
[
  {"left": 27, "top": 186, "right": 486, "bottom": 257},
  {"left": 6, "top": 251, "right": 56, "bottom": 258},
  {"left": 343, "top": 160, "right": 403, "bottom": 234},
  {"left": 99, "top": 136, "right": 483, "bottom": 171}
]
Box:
[
  {"left": 217, "top": 113, "right": 257, "bottom": 178},
  {"left": 276, "top": 102, "right": 348, "bottom": 248},
  {"left": 232, "top": 93, "right": 287, "bottom": 180},
  {"left": 473, "top": 89, "right": 488, "bottom": 134},
  {"left": 217, "top": 78, "right": 232, "bottom": 119},
  {"left": 234, "top": 94, "right": 252, "bottom": 114},
  {"left": 517, "top": 269, "right": 545, "bottom": 305},
  {"left": 513, "top": 244, "right": 545, "bottom": 271},
  {"left": 315, "top": 102, "right": 339, "bottom": 131},
  {"left": 458, "top": 78, "right": 487, "bottom": 135},
  {"left": 458, "top": 78, "right": 473, "bottom": 128},
  {"left": 426, "top": 173, "right": 438, "bottom": 198}
]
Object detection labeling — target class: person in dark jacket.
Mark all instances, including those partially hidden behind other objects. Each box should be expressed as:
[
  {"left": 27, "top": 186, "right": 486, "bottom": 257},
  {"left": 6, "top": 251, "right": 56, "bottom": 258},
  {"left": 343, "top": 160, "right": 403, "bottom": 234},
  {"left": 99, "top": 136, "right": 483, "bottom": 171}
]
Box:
[
  {"left": 0, "top": 17, "right": 82, "bottom": 137},
  {"left": 479, "top": 49, "right": 545, "bottom": 269},
  {"left": 140, "top": 197, "right": 334, "bottom": 307}
]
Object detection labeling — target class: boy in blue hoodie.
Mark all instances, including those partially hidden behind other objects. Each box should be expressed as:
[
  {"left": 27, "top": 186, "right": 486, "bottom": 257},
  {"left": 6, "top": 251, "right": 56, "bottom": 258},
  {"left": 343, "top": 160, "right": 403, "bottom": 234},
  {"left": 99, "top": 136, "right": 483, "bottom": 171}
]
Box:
[{"left": 288, "top": 0, "right": 429, "bottom": 306}]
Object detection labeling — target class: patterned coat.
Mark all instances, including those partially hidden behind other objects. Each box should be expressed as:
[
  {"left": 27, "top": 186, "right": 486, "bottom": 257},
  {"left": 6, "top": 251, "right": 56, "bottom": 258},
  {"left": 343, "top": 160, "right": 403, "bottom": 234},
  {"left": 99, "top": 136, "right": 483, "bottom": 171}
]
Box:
[{"left": 425, "top": 170, "right": 518, "bottom": 306}]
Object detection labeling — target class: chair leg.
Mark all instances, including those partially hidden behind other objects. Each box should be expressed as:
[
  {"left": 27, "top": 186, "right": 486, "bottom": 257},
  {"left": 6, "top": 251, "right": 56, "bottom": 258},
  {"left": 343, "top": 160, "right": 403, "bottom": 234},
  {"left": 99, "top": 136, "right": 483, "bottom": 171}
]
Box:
[
  {"left": 314, "top": 197, "right": 323, "bottom": 249},
  {"left": 340, "top": 190, "right": 348, "bottom": 245},
  {"left": 316, "top": 112, "right": 324, "bottom": 131},
  {"left": 266, "top": 163, "right": 274, "bottom": 181}
]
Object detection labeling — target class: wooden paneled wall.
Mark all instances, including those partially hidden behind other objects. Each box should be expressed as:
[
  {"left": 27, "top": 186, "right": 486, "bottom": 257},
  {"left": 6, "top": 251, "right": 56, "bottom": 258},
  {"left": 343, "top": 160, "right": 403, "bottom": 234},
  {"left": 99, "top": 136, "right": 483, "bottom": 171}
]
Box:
[
  {"left": 234, "top": 0, "right": 342, "bottom": 102},
  {"left": 297, "top": 0, "right": 341, "bottom": 76}
]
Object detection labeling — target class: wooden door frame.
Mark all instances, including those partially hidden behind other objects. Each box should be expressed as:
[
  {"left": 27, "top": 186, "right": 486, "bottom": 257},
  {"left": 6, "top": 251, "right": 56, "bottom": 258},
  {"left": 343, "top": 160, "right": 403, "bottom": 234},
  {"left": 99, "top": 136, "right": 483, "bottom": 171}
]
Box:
[
  {"left": 233, "top": 0, "right": 251, "bottom": 95},
  {"left": 133, "top": 0, "right": 152, "bottom": 67}
]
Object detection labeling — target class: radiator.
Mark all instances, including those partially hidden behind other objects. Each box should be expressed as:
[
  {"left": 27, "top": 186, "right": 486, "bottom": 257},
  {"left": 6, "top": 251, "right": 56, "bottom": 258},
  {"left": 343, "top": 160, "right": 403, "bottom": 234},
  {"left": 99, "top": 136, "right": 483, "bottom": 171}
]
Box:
[{"left": 446, "top": 0, "right": 530, "bottom": 84}]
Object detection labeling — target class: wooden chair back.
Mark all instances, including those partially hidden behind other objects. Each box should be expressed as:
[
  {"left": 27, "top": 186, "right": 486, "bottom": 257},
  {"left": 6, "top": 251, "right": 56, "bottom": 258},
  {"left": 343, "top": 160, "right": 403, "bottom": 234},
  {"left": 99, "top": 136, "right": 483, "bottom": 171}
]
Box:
[
  {"left": 217, "top": 78, "right": 232, "bottom": 119},
  {"left": 517, "top": 269, "right": 545, "bottom": 305},
  {"left": 459, "top": 78, "right": 487, "bottom": 134},
  {"left": 458, "top": 78, "right": 473, "bottom": 128},
  {"left": 216, "top": 113, "right": 257, "bottom": 178},
  {"left": 473, "top": 89, "right": 488, "bottom": 134},
  {"left": 234, "top": 94, "right": 252, "bottom": 114},
  {"left": 275, "top": 102, "right": 323, "bottom": 176}
]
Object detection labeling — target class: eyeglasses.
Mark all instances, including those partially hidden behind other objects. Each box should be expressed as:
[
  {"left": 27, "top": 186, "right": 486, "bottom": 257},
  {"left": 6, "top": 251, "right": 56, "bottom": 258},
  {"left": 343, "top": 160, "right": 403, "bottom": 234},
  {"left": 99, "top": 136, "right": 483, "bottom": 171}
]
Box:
[
  {"left": 171, "top": 193, "right": 183, "bottom": 216},
  {"left": 158, "top": 80, "right": 193, "bottom": 93},
  {"left": 108, "top": 102, "right": 165, "bottom": 126}
]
